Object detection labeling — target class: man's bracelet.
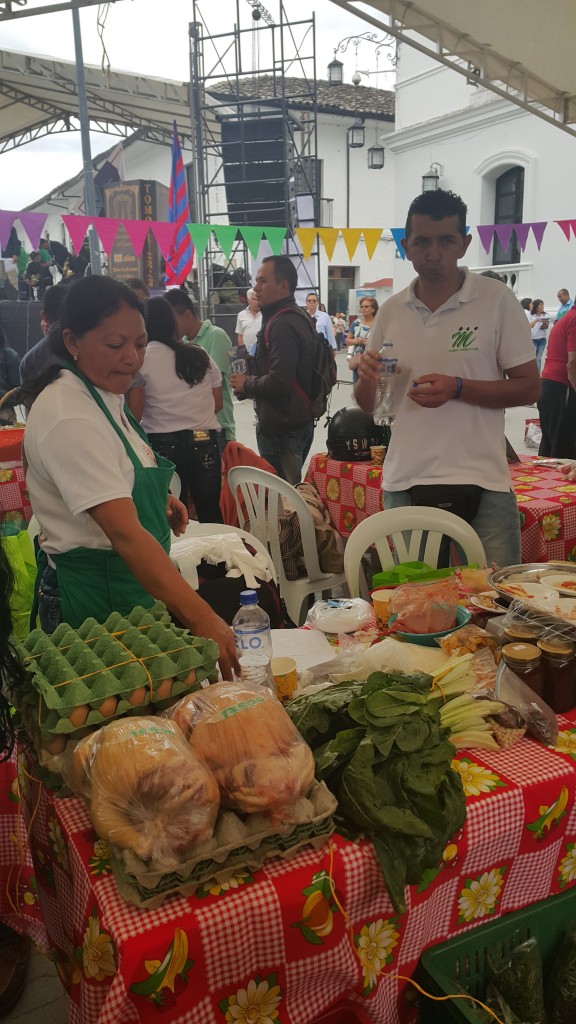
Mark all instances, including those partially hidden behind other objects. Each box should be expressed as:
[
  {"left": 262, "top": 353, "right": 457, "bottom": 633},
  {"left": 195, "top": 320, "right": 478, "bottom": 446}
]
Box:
[{"left": 454, "top": 376, "right": 463, "bottom": 400}]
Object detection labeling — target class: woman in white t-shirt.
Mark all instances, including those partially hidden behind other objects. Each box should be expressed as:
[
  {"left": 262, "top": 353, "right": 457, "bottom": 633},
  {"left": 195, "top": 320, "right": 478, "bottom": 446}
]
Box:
[
  {"left": 140, "top": 297, "right": 223, "bottom": 523},
  {"left": 21, "top": 276, "right": 236, "bottom": 676},
  {"left": 528, "top": 298, "right": 549, "bottom": 372}
]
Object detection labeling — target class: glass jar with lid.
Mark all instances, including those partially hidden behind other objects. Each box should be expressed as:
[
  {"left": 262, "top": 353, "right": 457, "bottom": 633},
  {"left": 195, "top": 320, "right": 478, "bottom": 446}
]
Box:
[
  {"left": 537, "top": 637, "right": 576, "bottom": 714},
  {"left": 501, "top": 643, "right": 544, "bottom": 700},
  {"left": 503, "top": 622, "right": 543, "bottom": 645}
]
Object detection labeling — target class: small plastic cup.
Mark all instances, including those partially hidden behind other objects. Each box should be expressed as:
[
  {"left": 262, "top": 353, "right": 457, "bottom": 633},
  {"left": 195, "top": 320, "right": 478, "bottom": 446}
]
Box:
[
  {"left": 271, "top": 657, "right": 298, "bottom": 705},
  {"left": 371, "top": 587, "right": 395, "bottom": 630},
  {"left": 370, "top": 445, "right": 386, "bottom": 466}
]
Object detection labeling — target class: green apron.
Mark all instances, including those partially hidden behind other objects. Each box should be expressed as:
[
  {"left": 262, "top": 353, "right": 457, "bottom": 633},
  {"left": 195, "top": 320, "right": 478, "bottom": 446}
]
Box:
[{"left": 51, "top": 370, "right": 174, "bottom": 627}]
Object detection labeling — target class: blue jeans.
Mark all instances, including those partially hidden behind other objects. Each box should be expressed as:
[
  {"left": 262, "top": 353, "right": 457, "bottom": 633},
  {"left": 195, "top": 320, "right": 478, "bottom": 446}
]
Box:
[
  {"left": 256, "top": 422, "right": 314, "bottom": 484},
  {"left": 384, "top": 488, "right": 522, "bottom": 568},
  {"left": 533, "top": 337, "right": 546, "bottom": 372}
]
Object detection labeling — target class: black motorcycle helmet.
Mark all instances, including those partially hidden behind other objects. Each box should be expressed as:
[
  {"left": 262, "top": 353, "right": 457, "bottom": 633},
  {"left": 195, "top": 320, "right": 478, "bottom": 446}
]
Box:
[{"left": 327, "top": 406, "right": 387, "bottom": 461}]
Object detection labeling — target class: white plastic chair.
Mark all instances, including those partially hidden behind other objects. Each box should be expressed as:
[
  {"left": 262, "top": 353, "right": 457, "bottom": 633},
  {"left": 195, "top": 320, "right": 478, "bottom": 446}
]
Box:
[
  {"left": 169, "top": 471, "right": 181, "bottom": 497},
  {"left": 227, "top": 466, "right": 348, "bottom": 625},
  {"left": 171, "top": 521, "right": 278, "bottom": 587},
  {"left": 344, "top": 506, "right": 487, "bottom": 598}
]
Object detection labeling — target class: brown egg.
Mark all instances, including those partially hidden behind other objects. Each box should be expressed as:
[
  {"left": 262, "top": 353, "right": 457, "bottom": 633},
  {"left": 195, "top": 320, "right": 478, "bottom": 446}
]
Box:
[
  {"left": 180, "top": 669, "right": 197, "bottom": 688},
  {"left": 155, "top": 677, "right": 174, "bottom": 700},
  {"left": 127, "top": 685, "right": 148, "bottom": 708},
  {"left": 98, "top": 695, "right": 118, "bottom": 718},
  {"left": 68, "top": 704, "right": 90, "bottom": 729},
  {"left": 43, "top": 733, "right": 67, "bottom": 756}
]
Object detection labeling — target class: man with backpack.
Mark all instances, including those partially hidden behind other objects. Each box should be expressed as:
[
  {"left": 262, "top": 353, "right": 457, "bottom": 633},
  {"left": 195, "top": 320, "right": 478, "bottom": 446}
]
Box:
[{"left": 231, "top": 255, "right": 333, "bottom": 484}]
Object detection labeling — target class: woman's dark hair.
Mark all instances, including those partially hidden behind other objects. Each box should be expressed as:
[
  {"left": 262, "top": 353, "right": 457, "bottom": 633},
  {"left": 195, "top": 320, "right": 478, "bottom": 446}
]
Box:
[
  {"left": 532, "top": 299, "right": 544, "bottom": 314},
  {"left": 16, "top": 275, "right": 144, "bottom": 406},
  {"left": 0, "top": 542, "right": 27, "bottom": 761},
  {"left": 360, "top": 297, "right": 379, "bottom": 316},
  {"left": 145, "top": 297, "right": 209, "bottom": 387},
  {"left": 520, "top": 297, "right": 532, "bottom": 311}
]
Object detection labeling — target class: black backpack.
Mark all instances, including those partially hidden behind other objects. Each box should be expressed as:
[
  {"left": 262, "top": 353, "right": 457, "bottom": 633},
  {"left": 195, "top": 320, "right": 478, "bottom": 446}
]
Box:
[{"left": 264, "top": 307, "right": 337, "bottom": 423}]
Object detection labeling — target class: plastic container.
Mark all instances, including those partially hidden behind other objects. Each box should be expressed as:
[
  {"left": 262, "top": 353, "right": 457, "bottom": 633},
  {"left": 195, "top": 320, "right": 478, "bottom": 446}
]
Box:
[
  {"left": 373, "top": 343, "right": 397, "bottom": 427},
  {"left": 389, "top": 605, "right": 471, "bottom": 647},
  {"left": 232, "top": 590, "right": 273, "bottom": 687},
  {"left": 417, "top": 887, "right": 576, "bottom": 1024}
]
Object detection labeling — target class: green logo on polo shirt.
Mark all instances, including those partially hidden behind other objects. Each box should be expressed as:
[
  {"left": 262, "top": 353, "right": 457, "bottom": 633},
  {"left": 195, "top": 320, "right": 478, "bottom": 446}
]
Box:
[{"left": 450, "top": 326, "right": 478, "bottom": 351}]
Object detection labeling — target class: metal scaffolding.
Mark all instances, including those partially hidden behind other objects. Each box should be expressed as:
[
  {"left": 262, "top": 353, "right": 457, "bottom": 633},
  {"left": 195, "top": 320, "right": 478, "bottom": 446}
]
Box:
[{"left": 189, "top": 0, "right": 320, "bottom": 314}]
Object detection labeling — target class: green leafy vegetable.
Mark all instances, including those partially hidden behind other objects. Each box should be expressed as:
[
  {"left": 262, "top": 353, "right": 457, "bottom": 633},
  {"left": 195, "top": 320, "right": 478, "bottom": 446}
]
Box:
[{"left": 286, "top": 670, "right": 466, "bottom": 914}]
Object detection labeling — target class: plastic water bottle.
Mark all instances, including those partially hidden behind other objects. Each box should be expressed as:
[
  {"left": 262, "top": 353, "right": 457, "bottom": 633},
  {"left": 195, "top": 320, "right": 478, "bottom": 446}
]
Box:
[
  {"left": 373, "top": 343, "right": 398, "bottom": 427},
  {"left": 232, "top": 590, "right": 273, "bottom": 687}
]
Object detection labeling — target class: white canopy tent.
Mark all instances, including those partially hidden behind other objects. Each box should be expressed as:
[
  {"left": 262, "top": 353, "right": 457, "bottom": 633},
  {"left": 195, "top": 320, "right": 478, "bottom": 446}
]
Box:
[{"left": 329, "top": 0, "right": 576, "bottom": 137}]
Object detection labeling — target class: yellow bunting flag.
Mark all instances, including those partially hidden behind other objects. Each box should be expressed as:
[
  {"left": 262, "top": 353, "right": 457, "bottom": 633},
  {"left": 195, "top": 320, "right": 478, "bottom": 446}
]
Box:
[
  {"left": 294, "top": 227, "right": 318, "bottom": 261},
  {"left": 362, "top": 229, "right": 383, "bottom": 260},
  {"left": 318, "top": 228, "right": 340, "bottom": 261},
  {"left": 340, "top": 228, "right": 363, "bottom": 261}
]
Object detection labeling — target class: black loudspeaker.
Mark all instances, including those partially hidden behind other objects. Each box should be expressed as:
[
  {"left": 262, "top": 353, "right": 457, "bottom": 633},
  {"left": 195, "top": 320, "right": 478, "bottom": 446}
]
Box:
[
  {"left": 0, "top": 301, "right": 43, "bottom": 359},
  {"left": 221, "top": 118, "right": 295, "bottom": 227}
]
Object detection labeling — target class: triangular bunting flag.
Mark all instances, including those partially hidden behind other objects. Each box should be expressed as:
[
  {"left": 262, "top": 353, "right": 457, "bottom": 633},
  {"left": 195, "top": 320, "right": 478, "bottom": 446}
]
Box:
[
  {"left": 555, "top": 220, "right": 572, "bottom": 241},
  {"left": 149, "top": 221, "right": 176, "bottom": 259},
  {"left": 239, "top": 226, "right": 263, "bottom": 259},
  {"left": 390, "top": 228, "right": 405, "bottom": 260},
  {"left": 94, "top": 218, "right": 121, "bottom": 256},
  {"left": 62, "top": 215, "right": 92, "bottom": 254},
  {"left": 531, "top": 222, "right": 547, "bottom": 250},
  {"left": 513, "top": 223, "right": 531, "bottom": 251},
  {"left": 18, "top": 211, "right": 48, "bottom": 250},
  {"left": 294, "top": 228, "right": 317, "bottom": 261},
  {"left": 341, "top": 228, "right": 362, "bottom": 261},
  {"left": 362, "top": 229, "right": 382, "bottom": 260},
  {"left": 0, "top": 210, "right": 16, "bottom": 251},
  {"left": 213, "top": 224, "right": 239, "bottom": 259},
  {"left": 493, "top": 224, "right": 513, "bottom": 253},
  {"left": 262, "top": 226, "right": 286, "bottom": 255},
  {"left": 122, "top": 220, "right": 151, "bottom": 258},
  {"left": 476, "top": 225, "right": 495, "bottom": 255},
  {"left": 318, "top": 228, "right": 340, "bottom": 261},
  {"left": 187, "top": 224, "right": 213, "bottom": 261}
]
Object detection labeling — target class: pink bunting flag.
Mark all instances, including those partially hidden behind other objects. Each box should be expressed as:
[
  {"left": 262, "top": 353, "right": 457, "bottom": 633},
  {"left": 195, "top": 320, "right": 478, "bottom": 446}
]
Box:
[
  {"left": 476, "top": 225, "right": 495, "bottom": 255},
  {"left": 0, "top": 210, "right": 17, "bottom": 251},
  {"left": 122, "top": 220, "right": 151, "bottom": 258},
  {"left": 149, "top": 221, "right": 176, "bottom": 259},
  {"left": 555, "top": 220, "right": 572, "bottom": 241},
  {"left": 493, "top": 224, "right": 513, "bottom": 253},
  {"left": 530, "top": 222, "right": 547, "bottom": 250},
  {"left": 94, "top": 218, "right": 121, "bottom": 256},
  {"left": 512, "top": 223, "right": 531, "bottom": 252},
  {"left": 62, "top": 215, "right": 92, "bottom": 254},
  {"left": 18, "top": 211, "right": 48, "bottom": 250}
]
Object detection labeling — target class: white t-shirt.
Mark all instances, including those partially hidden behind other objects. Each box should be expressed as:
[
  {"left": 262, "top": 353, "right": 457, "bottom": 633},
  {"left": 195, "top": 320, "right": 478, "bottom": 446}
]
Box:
[
  {"left": 367, "top": 269, "right": 534, "bottom": 492},
  {"left": 139, "top": 341, "right": 222, "bottom": 434},
  {"left": 25, "top": 370, "right": 157, "bottom": 555},
  {"left": 235, "top": 307, "right": 262, "bottom": 352}
]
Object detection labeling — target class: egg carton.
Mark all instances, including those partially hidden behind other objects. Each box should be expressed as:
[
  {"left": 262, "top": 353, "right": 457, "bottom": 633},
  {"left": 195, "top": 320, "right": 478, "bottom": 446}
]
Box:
[
  {"left": 110, "top": 781, "right": 338, "bottom": 909},
  {"left": 12, "top": 602, "right": 219, "bottom": 752}
]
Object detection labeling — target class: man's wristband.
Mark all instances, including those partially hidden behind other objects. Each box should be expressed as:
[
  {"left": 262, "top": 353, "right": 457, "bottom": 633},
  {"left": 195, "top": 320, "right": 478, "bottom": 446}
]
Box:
[{"left": 453, "top": 376, "right": 463, "bottom": 400}]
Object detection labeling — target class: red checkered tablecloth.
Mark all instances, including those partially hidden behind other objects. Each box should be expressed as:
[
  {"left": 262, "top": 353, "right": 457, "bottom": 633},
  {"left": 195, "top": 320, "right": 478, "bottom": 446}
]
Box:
[
  {"left": 0, "top": 459, "right": 32, "bottom": 536},
  {"left": 2, "top": 721, "right": 576, "bottom": 1024},
  {"left": 306, "top": 454, "right": 576, "bottom": 564}
]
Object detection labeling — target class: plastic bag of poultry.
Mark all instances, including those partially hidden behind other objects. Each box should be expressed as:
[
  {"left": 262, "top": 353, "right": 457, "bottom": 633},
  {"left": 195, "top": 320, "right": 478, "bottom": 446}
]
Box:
[
  {"left": 388, "top": 579, "right": 459, "bottom": 635},
  {"left": 165, "top": 681, "right": 316, "bottom": 823},
  {"left": 66, "top": 717, "right": 220, "bottom": 870}
]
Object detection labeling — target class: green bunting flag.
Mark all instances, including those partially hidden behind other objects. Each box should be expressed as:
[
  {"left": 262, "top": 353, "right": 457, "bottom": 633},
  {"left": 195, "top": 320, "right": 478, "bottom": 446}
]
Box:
[
  {"left": 187, "top": 223, "right": 212, "bottom": 261},
  {"left": 239, "top": 226, "right": 264, "bottom": 259},
  {"left": 262, "top": 226, "right": 287, "bottom": 255},
  {"left": 213, "top": 224, "right": 239, "bottom": 259}
]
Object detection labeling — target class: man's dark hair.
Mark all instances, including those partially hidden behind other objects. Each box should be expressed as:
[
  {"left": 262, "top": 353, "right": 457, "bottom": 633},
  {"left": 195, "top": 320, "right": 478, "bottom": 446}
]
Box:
[
  {"left": 480, "top": 270, "right": 505, "bottom": 283},
  {"left": 306, "top": 291, "right": 319, "bottom": 300},
  {"left": 126, "top": 277, "right": 150, "bottom": 298},
  {"left": 262, "top": 255, "right": 298, "bottom": 295},
  {"left": 42, "top": 282, "right": 69, "bottom": 325},
  {"left": 405, "top": 188, "right": 468, "bottom": 241},
  {"left": 164, "top": 288, "right": 198, "bottom": 317}
]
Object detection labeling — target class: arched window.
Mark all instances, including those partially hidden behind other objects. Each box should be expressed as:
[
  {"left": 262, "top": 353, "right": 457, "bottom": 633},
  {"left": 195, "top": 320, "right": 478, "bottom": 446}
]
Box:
[{"left": 493, "top": 167, "right": 524, "bottom": 265}]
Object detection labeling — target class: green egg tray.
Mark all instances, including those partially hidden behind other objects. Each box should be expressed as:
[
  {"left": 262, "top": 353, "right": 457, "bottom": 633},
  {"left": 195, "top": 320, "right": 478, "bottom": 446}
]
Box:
[{"left": 12, "top": 602, "right": 219, "bottom": 751}]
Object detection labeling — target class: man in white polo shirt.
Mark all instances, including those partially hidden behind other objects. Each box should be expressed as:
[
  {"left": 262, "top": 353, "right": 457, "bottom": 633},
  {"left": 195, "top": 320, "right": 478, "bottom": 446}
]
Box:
[{"left": 355, "top": 188, "right": 540, "bottom": 566}]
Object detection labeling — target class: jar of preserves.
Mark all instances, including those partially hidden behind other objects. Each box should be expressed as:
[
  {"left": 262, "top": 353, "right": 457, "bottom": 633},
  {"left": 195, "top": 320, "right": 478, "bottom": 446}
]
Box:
[
  {"left": 503, "top": 622, "right": 543, "bottom": 645},
  {"left": 501, "top": 643, "right": 544, "bottom": 700},
  {"left": 537, "top": 638, "right": 576, "bottom": 714}
]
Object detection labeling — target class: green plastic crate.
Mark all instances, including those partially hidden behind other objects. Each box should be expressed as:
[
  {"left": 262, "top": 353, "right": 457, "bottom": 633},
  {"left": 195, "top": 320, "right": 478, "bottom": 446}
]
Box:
[{"left": 416, "top": 887, "right": 576, "bottom": 1024}]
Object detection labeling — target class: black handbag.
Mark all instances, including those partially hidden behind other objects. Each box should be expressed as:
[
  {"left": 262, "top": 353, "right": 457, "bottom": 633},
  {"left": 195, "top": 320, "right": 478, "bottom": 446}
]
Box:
[{"left": 408, "top": 484, "right": 484, "bottom": 568}]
